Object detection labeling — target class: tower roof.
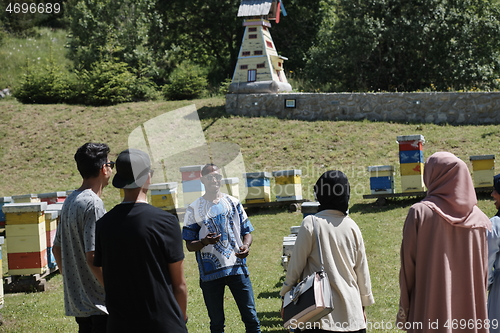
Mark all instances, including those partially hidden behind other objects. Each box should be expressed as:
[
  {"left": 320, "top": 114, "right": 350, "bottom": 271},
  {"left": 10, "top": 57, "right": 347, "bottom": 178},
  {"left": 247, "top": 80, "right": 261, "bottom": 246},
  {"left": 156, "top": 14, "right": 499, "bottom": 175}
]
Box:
[{"left": 237, "top": 0, "right": 273, "bottom": 17}]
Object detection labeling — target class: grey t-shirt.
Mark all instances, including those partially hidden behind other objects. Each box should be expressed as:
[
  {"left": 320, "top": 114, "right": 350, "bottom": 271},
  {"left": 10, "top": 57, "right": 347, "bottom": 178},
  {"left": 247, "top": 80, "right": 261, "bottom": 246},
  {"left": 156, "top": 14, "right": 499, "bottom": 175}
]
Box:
[{"left": 53, "top": 189, "right": 107, "bottom": 316}]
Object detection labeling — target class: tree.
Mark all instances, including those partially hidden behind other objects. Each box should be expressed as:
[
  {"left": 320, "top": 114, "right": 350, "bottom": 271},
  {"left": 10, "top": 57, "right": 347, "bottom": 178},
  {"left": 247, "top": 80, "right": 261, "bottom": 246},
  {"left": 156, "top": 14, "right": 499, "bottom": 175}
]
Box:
[
  {"left": 306, "top": 0, "right": 500, "bottom": 91},
  {"left": 65, "top": 0, "right": 159, "bottom": 78}
]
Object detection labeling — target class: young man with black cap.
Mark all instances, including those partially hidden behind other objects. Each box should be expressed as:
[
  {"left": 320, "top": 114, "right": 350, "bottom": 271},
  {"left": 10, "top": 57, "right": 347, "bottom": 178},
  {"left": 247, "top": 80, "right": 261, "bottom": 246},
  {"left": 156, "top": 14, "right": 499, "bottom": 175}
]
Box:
[
  {"left": 94, "top": 148, "right": 188, "bottom": 333},
  {"left": 182, "top": 163, "right": 261, "bottom": 333},
  {"left": 53, "top": 142, "right": 113, "bottom": 333}
]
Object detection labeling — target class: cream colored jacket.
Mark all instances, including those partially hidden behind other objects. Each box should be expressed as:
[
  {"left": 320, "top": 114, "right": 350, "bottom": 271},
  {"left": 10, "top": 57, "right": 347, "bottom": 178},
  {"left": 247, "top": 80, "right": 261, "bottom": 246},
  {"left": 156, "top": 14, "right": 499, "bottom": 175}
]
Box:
[{"left": 280, "top": 210, "right": 375, "bottom": 331}]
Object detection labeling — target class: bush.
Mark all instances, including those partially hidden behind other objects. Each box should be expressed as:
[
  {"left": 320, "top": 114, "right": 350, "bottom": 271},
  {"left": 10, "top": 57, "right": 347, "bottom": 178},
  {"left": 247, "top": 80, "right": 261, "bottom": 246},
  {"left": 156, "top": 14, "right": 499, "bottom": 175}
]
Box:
[
  {"left": 162, "top": 62, "right": 208, "bottom": 100},
  {"left": 130, "top": 76, "right": 162, "bottom": 102},
  {"left": 76, "top": 61, "right": 137, "bottom": 106},
  {"left": 14, "top": 61, "right": 75, "bottom": 104}
]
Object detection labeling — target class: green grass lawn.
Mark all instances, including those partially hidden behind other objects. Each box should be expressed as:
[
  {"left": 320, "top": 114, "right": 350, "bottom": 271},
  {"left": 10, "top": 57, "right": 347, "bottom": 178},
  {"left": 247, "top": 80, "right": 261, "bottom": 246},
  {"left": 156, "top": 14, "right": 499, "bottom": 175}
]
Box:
[{"left": 0, "top": 97, "right": 499, "bottom": 332}]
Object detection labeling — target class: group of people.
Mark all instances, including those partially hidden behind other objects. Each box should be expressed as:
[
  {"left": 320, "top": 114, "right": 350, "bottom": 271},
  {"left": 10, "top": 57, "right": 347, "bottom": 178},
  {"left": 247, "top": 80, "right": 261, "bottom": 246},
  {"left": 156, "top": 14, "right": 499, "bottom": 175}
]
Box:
[
  {"left": 281, "top": 151, "right": 500, "bottom": 333},
  {"left": 52, "top": 142, "right": 500, "bottom": 333},
  {"left": 53, "top": 143, "right": 260, "bottom": 333}
]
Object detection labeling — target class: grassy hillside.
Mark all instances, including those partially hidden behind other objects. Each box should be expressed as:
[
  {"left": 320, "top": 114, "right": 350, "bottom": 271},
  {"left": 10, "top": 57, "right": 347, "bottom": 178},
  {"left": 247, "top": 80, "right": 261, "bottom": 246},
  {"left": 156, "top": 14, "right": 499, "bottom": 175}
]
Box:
[{"left": 0, "top": 97, "right": 499, "bottom": 332}]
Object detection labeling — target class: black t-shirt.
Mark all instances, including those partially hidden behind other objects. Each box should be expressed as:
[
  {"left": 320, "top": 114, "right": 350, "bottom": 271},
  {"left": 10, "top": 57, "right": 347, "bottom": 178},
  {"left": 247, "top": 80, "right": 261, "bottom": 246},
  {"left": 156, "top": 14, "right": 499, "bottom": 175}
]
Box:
[{"left": 95, "top": 203, "right": 187, "bottom": 333}]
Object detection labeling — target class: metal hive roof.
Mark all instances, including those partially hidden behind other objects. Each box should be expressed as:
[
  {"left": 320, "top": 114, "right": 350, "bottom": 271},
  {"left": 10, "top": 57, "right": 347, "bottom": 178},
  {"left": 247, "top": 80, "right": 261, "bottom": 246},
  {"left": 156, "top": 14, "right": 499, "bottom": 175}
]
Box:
[{"left": 237, "top": 0, "right": 273, "bottom": 17}]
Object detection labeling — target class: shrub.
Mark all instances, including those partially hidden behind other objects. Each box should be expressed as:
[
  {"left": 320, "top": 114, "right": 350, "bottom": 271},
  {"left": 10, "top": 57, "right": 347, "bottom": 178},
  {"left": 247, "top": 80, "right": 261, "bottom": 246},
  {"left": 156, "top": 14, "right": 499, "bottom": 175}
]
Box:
[
  {"left": 76, "top": 61, "right": 137, "bottom": 106},
  {"left": 162, "top": 62, "right": 208, "bottom": 100},
  {"left": 14, "top": 61, "right": 75, "bottom": 104}
]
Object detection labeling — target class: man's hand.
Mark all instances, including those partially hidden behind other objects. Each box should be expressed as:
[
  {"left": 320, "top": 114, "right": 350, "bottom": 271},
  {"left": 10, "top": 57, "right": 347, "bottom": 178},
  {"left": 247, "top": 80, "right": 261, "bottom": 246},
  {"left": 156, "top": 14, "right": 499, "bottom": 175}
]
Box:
[
  {"left": 202, "top": 232, "right": 221, "bottom": 245},
  {"left": 235, "top": 244, "right": 250, "bottom": 259}
]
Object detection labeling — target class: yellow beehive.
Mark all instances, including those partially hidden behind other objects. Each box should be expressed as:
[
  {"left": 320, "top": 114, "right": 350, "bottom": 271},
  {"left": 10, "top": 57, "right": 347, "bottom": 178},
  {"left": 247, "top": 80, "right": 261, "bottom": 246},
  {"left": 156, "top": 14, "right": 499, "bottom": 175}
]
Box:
[
  {"left": 2, "top": 202, "right": 46, "bottom": 225},
  {"left": 401, "top": 175, "right": 425, "bottom": 193},
  {"left": 220, "top": 178, "right": 240, "bottom": 199},
  {"left": 400, "top": 162, "right": 424, "bottom": 176},
  {"left": 150, "top": 182, "right": 178, "bottom": 211},
  {"left": 183, "top": 192, "right": 203, "bottom": 208},
  {"left": 7, "top": 229, "right": 46, "bottom": 253},
  {"left": 273, "top": 170, "right": 302, "bottom": 201},
  {"left": 470, "top": 155, "right": 495, "bottom": 171},
  {"left": 470, "top": 155, "right": 495, "bottom": 188}
]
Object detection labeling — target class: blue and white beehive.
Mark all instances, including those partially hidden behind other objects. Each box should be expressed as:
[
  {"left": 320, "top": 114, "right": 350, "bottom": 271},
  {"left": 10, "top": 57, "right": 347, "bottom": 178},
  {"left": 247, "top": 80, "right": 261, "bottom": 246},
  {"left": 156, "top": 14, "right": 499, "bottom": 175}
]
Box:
[
  {"left": 244, "top": 172, "right": 271, "bottom": 204},
  {"left": 367, "top": 165, "right": 395, "bottom": 194}
]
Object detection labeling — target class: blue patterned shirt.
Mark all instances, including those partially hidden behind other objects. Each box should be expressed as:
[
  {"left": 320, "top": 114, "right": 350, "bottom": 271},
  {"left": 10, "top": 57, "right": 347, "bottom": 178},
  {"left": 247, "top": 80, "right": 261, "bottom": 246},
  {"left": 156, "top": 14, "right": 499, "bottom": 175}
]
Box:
[{"left": 182, "top": 194, "right": 254, "bottom": 282}]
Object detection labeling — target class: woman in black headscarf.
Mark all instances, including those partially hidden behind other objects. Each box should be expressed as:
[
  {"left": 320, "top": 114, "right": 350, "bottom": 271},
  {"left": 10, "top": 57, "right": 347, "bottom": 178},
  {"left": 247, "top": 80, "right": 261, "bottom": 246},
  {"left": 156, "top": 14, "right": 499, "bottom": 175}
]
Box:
[
  {"left": 487, "top": 174, "right": 500, "bottom": 332},
  {"left": 280, "top": 171, "right": 375, "bottom": 332}
]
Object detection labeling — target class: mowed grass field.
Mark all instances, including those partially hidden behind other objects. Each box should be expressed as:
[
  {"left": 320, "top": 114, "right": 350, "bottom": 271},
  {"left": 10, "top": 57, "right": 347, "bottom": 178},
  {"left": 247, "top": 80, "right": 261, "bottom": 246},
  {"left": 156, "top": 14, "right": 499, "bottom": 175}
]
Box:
[{"left": 0, "top": 96, "right": 499, "bottom": 332}]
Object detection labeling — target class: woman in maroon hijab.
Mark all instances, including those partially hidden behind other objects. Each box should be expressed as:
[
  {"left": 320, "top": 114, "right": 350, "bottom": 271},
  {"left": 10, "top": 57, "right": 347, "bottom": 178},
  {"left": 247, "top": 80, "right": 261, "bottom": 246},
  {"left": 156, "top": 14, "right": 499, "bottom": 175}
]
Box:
[{"left": 397, "top": 152, "right": 492, "bottom": 333}]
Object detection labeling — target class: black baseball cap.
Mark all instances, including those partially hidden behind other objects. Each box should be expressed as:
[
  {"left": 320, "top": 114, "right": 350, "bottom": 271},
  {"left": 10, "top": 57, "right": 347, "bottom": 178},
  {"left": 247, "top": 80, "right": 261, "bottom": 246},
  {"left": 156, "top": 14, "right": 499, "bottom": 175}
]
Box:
[{"left": 112, "top": 149, "right": 151, "bottom": 189}]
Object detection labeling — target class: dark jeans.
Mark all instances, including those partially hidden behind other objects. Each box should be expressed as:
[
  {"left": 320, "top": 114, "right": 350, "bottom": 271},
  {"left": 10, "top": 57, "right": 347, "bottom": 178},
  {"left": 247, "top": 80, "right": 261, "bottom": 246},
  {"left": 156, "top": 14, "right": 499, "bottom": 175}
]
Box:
[
  {"left": 75, "top": 315, "right": 108, "bottom": 333},
  {"left": 200, "top": 274, "right": 261, "bottom": 333}
]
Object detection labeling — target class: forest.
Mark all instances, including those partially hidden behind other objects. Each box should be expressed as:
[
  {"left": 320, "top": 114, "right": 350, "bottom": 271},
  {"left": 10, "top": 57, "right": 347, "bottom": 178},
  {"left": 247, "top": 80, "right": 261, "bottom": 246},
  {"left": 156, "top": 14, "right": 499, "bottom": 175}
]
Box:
[{"left": 2, "top": 0, "right": 500, "bottom": 105}]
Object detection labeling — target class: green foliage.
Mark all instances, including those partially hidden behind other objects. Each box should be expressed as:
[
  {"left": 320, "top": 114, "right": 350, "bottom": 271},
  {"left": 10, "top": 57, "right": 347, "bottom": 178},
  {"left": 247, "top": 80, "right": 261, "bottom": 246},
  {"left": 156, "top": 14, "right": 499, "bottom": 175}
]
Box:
[
  {"left": 13, "top": 57, "right": 75, "bottom": 104},
  {"left": 76, "top": 61, "right": 137, "bottom": 106},
  {"left": 162, "top": 62, "right": 208, "bottom": 100},
  {"left": 306, "top": 0, "right": 500, "bottom": 92},
  {"left": 218, "top": 78, "right": 233, "bottom": 95},
  {"left": 65, "top": 0, "right": 162, "bottom": 81}
]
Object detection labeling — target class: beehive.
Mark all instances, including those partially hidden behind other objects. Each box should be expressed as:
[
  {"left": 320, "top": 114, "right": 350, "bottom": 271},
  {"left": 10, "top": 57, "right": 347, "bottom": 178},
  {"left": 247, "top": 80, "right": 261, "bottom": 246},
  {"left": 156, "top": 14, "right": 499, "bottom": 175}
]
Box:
[
  {"left": 272, "top": 170, "right": 302, "bottom": 201},
  {"left": 180, "top": 165, "right": 205, "bottom": 207},
  {"left": 0, "top": 197, "right": 13, "bottom": 227},
  {"left": 301, "top": 201, "right": 319, "bottom": 218},
  {"left": 244, "top": 172, "right": 271, "bottom": 204},
  {"left": 11, "top": 194, "right": 40, "bottom": 203},
  {"left": 367, "top": 166, "right": 395, "bottom": 194},
  {"left": 470, "top": 155, "right": 495, "bottom": 188},
  {"left": 3, "top": 202, "right": 48, "bottom": 275},
  {"left": 150, "top": 182, "right": 178, "bottom": 211},
  {"left": 220, "top": 178, "right": 240, "bottom": 199},
  {"left": 38, "top": 191, "right": 67, "bottom": 205},
  {"left": 45, "top": 210, "right": 59, "bottom": 269},
  {"left": 397, "top": 135, "right": 425, "bottom": 192}
]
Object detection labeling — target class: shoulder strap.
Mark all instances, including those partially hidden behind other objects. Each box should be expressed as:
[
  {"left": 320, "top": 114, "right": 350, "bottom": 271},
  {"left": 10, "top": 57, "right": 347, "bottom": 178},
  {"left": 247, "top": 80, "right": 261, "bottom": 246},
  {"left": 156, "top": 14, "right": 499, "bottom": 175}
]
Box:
[{"left": 312, "top": 216, "right": 324, "bottom": 271}]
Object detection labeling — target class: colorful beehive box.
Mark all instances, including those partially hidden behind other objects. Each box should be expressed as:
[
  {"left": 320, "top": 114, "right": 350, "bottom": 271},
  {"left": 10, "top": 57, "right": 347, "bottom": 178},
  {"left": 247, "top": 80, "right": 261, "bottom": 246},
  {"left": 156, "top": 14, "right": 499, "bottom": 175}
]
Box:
[
  {"left": 150, "top": 182, "right": 178, "bottom": 211},
  {"left": 367, "top": 165, "right": 395, "bottom": 194},
  {"left": 244, "top": 172, "right": 271, "bottom": 204},
  {"left": 272, "top": 170, "right": 302, "bottom": 201},
  {"left": 180, "top": 165, "right": 205, "bottom": 207},
  {"left": 281, "top": 226, "right": 301, "bottom": 271},
  {"left": 0, "top": 237, "right": 3, "bottom": 308},
  {"left": 401, "top": 174, "right": 425, "bottom": 193},
  {"left": 12, "top": 194, "right": 40, "bottom": 203},
  {"left": 0, "top": 197, "right": 13, "bottom": 227},
  {"left": 38, "top": 191, "right": 67, "bottom": 205},
  {"left": 45, "top": 210, "right": 59, "bottom": 269},
  {"left": 470, "top": 155, "right": 495, "bottom": 188},
  {"left": 397, "top": 135, "right": 425, "bottom": 193},
  {"left": 2, "top": 202, "right": 48, "bottom": 275},
  {"left": 221, "top": 177, "right": 240, "bottom": 199},
  {"left": 301, "top": 202, "right": 319, "bottom": 218}
]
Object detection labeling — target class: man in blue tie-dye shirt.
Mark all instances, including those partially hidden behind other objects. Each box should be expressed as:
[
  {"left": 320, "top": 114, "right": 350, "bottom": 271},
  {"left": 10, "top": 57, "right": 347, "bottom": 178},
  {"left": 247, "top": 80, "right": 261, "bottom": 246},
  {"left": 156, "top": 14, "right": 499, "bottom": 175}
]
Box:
[{"left": 182, "top": 163, "right": 261, "bottom": 333}]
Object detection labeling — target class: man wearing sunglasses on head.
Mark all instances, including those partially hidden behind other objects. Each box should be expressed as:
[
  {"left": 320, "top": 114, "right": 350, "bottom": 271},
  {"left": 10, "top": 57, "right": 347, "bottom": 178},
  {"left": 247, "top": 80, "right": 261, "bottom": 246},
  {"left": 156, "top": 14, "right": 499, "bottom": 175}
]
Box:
[
  {"left": 53, "top": 142, "right": 114, "bottom": 333},
  {"left": 182, "top": 163, "right": 261, "bottom": 333}
]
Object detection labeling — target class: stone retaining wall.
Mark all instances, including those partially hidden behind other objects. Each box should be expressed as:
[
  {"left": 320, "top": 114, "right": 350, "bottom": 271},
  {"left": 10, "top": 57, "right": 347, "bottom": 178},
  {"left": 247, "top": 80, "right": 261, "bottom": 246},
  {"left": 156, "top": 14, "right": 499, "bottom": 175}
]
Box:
[{"left": 225, "top": 92, "right": 500, "bottom": 124}]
